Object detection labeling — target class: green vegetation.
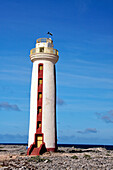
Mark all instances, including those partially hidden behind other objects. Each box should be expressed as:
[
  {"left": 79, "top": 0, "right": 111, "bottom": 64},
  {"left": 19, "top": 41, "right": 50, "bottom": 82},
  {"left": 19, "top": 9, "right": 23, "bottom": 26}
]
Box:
[
  {"left": 71, "top": 155, "right": 78, "bottom": 159},
  {"left": 28, "top": 156, "right": 51, "bottom": 163},
  {"left": 106, "top": 153, "right": 111, "bottom": 156},
  {"left": 83, "top": 154, "right": 91, "bottom": 159},
  {"left": 69, "top": 149, "right": 83, "bottom": 153},
  {"left": 95, "top": 150, "right": 101, "bottom": 153},
  {"left": 69, "top": 149, "right": 98, "bottom": 153},
  {"left": 0, "top": 150, "right": 7, "bottom": 152},
  {"left": 58, "top": 150, "right": 65, "bottom": 153}
]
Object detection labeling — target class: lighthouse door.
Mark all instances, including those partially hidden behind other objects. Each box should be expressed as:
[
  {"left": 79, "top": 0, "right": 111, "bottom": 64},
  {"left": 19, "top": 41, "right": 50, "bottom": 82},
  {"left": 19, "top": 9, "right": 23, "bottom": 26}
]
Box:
[{"left": 37, "top": 135, "right": 43, "bottom": 148}]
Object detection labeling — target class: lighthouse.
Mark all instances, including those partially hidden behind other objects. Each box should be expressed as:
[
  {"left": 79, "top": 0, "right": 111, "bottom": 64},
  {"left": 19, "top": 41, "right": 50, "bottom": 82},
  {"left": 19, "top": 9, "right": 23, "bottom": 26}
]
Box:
[{"left": 27, "top": 37, "right": 59, "bottom": 155}]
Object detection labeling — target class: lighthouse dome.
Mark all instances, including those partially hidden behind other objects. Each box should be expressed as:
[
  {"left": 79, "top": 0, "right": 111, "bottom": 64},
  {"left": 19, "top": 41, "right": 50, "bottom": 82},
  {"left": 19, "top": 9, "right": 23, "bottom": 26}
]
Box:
[{"left": 36, "top": 38, "right": 53, "bottom": 48}]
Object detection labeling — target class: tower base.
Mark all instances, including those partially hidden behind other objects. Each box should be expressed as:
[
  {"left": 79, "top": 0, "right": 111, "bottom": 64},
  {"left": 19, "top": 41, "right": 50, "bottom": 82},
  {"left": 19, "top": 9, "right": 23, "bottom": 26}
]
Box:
[
  {"left": 27, "top": 140, "right": 57, "bottom": 155},
  {"left": 46, "top": 148, "right": 56, "bottom": 152},
  {"left": 27, "top": 142, "right": 47, "bottom": 156}
]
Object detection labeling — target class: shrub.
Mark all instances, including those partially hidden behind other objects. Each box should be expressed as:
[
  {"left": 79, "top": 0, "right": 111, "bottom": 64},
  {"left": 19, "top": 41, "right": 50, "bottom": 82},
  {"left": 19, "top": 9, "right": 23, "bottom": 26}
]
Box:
[
  {"left": 106, "top": 153, "right": 111, "bottom": 156},
  {"left": 83, "top": 154, "right": 91, "bottom": 159},
  {"left": 28, "top": 156, "right": 51, "bottom": 163},
  {"left": 71, "top": 155, "right": 78, "bottom": 159},
  {"left": 28, "top": 156, "right": 44, "bottom": 162}
]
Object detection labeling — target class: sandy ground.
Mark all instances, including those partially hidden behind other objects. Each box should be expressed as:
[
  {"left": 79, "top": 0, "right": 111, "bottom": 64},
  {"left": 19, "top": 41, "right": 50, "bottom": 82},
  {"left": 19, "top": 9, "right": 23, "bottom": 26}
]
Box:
[{"left": 0, "top": 145, "right": 113, "bottom": 169}]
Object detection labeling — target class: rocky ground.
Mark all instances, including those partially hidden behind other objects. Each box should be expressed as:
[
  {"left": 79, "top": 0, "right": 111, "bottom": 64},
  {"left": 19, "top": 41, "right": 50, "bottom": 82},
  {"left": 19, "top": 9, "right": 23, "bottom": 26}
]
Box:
[{"left": 0, "top": 145, "right": 113, "bottom": 169}]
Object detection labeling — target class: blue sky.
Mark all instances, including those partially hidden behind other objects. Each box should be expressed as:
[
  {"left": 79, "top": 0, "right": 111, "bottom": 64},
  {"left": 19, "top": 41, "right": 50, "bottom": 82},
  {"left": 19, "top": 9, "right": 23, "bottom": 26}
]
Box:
[{"left": 0, "top": 0, "right": 113, "bottom": 144}]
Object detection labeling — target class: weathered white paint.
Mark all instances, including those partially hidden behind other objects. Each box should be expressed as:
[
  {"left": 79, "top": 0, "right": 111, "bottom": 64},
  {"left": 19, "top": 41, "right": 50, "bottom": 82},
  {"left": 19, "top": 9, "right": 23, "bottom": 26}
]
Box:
[
  {"left": 42, "top": 60, "right": 56, "bottom": 148},
  {"left": 28, "top": 38, "right": 59, "bottom": 149},
  {"left": 28, "top": 61, "right": 38, "bottom": 147}
]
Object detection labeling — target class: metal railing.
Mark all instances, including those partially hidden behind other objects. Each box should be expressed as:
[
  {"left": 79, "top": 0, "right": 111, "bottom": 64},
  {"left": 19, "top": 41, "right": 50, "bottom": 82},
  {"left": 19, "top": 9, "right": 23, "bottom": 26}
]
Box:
[
  {"left": 36, "top": 38, "right": 53, "bottom": 44},
  {"left": 30, "top": 47, "right": 59, "bottom": 56}
]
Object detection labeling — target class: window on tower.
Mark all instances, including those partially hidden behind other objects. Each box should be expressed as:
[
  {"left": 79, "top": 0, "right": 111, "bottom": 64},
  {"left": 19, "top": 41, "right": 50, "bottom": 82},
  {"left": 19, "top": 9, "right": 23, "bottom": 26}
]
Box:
[
  {"left": 40, "top": 47, "right": 44, "bottom": 53},
  {"left": 39, "top": 65, "right": 43, "bottom": 71},
  {"left": 38, "top": 92, "right": 42, "bottom": 99},
  {"left": 38, "top": 78, "right": 42, "bottom": 85},
  {"left": 37, "top": 135, "right": 43, "bottom": 148},
  {"left": 37, "top": 121, "right": 41, "bottom": 129},
  {"left": 37, "top": 106, "right": 42, "bottom": 114}
]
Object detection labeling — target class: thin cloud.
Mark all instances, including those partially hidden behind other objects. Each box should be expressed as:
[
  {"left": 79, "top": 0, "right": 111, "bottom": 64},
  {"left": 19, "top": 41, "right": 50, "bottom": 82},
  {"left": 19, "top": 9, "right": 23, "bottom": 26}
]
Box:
[
  {"left": 58, "top": 134, "right": 113, "bottom": 145},
  {"left": 59, "top": 72, "right": 113, "bottom": 84},
  {"left": 57, "top": 98, "right": 65, "bottom": 106},
  {"left": 0, "top": 102, "right": 21, "bottom": 111},
  {"left": 58, "top": 72, "right": 113, "bottom": 89},
  {"left": 77, "top": 128, "right": 97, "bottom": 134},
  {"left": 77, "top": 0, "right": 91, "bottom": 14},
  {"left": 58, "top": 135, "right": 76, "bottom": 142},
  {"left": 102, "top": 116, "right": 113, "bottom": 123},
  {"left": 0, "top": 134, "right": 27, "bottom": 143},
  {"left": 0, "top": 66, "right": 31, "bottom": 82},
  {"left": 95, "top": 110, "right": 113, "bottom": 123}
]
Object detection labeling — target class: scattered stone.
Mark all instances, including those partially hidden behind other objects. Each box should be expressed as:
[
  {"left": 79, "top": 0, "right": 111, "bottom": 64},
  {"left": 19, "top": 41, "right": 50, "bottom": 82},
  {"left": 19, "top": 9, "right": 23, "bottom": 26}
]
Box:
[{"left": 0, "top": 145, "right": 113, "bottom": 169}]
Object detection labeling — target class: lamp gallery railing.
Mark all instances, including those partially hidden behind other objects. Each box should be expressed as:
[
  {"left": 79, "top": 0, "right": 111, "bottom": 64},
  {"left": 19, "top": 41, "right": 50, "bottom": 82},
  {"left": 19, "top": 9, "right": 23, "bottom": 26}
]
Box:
[
  {"left": 30, "top": 47, "right": 59, "bottom": 56},
  {"left": 36, "top": 38, "right": 53, "bottom": 44}
]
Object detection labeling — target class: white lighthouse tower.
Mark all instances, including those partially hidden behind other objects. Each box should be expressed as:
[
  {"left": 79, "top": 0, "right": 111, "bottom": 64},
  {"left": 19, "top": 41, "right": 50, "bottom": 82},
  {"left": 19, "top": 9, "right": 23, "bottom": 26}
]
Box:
[{"left": 27, "top": 37, "right": 59, "bottom": 155}]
